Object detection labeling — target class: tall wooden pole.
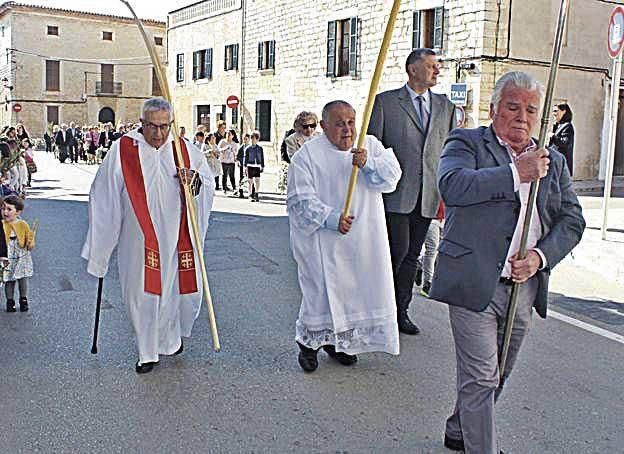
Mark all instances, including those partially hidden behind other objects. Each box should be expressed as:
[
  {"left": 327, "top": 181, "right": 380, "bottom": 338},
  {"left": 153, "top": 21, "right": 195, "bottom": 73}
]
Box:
[
  {"left": 499, "top": 0, "right": 570, "bottom": 379},
  {"left": 342, "top": 0, "right": 402, "bottom": 216},
  {"left": 120, "top": 1, "right": 220, "bottom": 352}
]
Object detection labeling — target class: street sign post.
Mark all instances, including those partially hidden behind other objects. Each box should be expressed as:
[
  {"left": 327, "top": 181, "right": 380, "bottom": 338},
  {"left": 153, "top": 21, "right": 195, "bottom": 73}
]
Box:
[
  {"left": 226, "top": 95, "right": 239, "bottom": 109},
  {"left": 602, "top": 6, "right": 624, "bottom": 240}
]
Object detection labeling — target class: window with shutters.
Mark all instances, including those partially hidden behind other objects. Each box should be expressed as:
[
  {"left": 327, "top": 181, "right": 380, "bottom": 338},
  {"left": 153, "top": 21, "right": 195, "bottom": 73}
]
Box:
[
  {"left": 47, "top": 25, "right": 59, "bottom": 36},
  {"left": 413, "top": 7, "right": 444, "bottom": 50},
  {"left": 257, "top": 40, "right": 275, "bottom": 71},
  {"left": 326, "top": 18, "right": 359, "bottom": 78},
  {"left": 224, "top": 44, "right": 239, "bottom": 71},
  {"left": 152, "top": 68, "right": 162, "bottom": 96},
  {"left": 45, "top": 60, "right": 60, "bottom": 92},
  {"left": 176, "top": 53, "right": 185, "bottom": 82},
  {"left": 192, "top": 49, "right": 213, "bottom": 80},
  {"left": 255, "top": 100, "right": 271, "bottom": 142}
]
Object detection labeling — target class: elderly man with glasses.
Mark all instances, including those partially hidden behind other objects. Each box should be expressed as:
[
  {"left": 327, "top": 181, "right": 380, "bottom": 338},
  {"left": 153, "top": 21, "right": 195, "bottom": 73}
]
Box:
[{"left": 82, "top": 98, "right": 215, "bottom": 374}]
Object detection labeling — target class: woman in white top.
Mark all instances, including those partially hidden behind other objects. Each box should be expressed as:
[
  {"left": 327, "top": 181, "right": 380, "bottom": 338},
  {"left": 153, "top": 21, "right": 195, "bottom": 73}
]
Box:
[
  {"left": 202, "top": 132, "right": 223, "bottom": 190},
  {"left": 218, "top": 130, "right": 237, "bottom": 193}
]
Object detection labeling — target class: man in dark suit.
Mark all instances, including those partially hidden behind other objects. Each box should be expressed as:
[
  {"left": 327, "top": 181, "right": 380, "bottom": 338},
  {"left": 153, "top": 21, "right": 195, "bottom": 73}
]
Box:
[
  {"left": 368, "top": 48, "right": 456, "bottom": 335},
  {"left": 68, "top": 121, "right": 81, "bottom": 163},
  {"left": 98, "top": 123, "right": 114, "bottom": 160},
  {"left": 431, "top": 71, "right": 585, "bottom": 454},
  {"left": 55, "top": 123, "right": 73, "bottom": 164}
]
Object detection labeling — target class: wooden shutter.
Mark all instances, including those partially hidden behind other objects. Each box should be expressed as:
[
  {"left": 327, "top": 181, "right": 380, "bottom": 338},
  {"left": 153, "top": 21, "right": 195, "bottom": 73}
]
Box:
[
  {"left": 258, "top": 42, "right": 264, "bottom": 70},
  {"left": 224, "top": 46, "right": 228, "bottom": 70},
  {"left": 233, "top": 44, "right": 239, "bottom": 70},
  {"left": 326, "top": 21, "right": 336, "bottom": 77},
  {"left": 45, "top": 60, "right": 60, "bottom": 91},
  {"left": 413, "top": 11, "right": 421, "bottom": 49},
  {"left": 349, "top": 17, "right": 358, "bottom": 77},
  {"left": 205, "top": 48, "right": 212, "bottom": 79},
  {"left": 268, "top": 40, "right": 275, "bottom": 69},
  {"left": 433, "top": 7, "right": 444, "bottom": 49},
  {"left": 192, "top": 51, "right": 199, "bottom": 80},
  {"left": 176, "top": 53, "right": 184, "bottom": 82}
]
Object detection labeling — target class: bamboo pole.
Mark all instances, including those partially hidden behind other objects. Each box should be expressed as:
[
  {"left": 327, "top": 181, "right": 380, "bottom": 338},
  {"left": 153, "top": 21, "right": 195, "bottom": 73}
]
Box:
[
  {"left": 498, "top": 0, "right": 570, "bottom": 379},
  {"left": 120, "top": 1, "right": 220, "bottom": 352},
  {"left": 342, "top": 0, "right": 402, "bottom": 216}
]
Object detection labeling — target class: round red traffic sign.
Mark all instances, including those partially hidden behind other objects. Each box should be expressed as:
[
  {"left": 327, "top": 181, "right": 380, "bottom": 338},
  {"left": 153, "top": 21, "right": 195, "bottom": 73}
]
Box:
[
  {"left": 226, "top": 95, "right": 239, "bottom": 109},
  {"left": 12, "top": 103, "right": 21, "bottom": 113},
  {"left": 608, "top": 6, "right": 624, "bottom": 58},
  {"left": 454, "top": 106, "right": 465, "bottom": 128}
]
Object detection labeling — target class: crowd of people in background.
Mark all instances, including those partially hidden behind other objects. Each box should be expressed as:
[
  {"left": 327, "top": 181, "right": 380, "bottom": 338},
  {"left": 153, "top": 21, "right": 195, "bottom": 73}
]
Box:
[
  {"left": 192, "top": 121, "right": 265, "bottom": 202},
  {"left": 44, "top": 121, "right": 138, "bottom": 165},
  {"left": 0, "top": 124, "right": 35, "bottom": 198}
]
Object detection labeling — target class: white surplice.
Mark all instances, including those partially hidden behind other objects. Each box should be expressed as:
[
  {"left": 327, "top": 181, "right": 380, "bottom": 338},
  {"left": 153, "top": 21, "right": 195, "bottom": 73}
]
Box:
[
  {"left": 287, "top": 134, "right": 401, "bottom": 355},
  {"left": 81, "top": 128, "right": 215, "bottom": 365}
]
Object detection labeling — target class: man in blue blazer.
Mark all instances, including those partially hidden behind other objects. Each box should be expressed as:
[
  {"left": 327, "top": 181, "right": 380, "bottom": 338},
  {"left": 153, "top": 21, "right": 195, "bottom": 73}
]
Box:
[{"left": 431, "top": 71, "right": 585, "bottom": 454}]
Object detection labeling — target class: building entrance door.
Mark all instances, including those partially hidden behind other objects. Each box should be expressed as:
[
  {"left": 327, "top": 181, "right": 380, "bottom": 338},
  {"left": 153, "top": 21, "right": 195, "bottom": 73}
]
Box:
[
  {"left": 98, "top": 107, "right": 115, "bottom": 125},
  {"left": 197, "top": 105, "right": 210, "bottom": 128}
]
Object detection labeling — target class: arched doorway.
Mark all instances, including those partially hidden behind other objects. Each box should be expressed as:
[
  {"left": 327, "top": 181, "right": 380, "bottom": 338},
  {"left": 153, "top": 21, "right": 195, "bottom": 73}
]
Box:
[{"left": 98, "top": 107, "right": 115, "bottom": 125}]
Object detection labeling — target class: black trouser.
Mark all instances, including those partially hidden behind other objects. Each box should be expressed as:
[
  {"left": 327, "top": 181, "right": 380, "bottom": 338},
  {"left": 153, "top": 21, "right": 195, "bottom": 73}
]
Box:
[
  {"left": 221, "top": 163, "right": 236, "bottom": 190},
  {"left": 385, "top": 196, "right": 432, "bottom": 311}
]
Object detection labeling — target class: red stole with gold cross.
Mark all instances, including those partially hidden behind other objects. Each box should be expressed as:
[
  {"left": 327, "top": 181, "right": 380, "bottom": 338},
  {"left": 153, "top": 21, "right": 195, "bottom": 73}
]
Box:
[{"left": 119, "top": 136, "right": 198, "bottom": 295}]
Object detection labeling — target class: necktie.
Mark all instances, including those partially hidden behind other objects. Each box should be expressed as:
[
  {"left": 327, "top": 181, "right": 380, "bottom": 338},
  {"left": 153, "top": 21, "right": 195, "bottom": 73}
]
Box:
[{"left": 416, "top": 95, "right": 428, "bottom": 130}]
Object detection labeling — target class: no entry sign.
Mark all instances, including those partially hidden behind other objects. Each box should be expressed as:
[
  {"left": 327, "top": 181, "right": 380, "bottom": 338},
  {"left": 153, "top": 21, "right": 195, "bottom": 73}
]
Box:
[
  {"left": 226, "top": 95, "right": 239, "bottom": 109},
  {"left": 12, "top": 103, "right": 22, "bottom": 113},
  {"left": 608, "top": 6, "right": 624, "bottom": 59}
]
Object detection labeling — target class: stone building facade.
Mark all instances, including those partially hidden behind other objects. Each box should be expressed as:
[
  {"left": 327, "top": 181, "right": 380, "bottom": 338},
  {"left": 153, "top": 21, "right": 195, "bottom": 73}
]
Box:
[
  {"left": 0, "top": 2, "right": 165, "bottom": 136},
  {"left": 168, "top": 0, "right": 624, "bottom": 179}
]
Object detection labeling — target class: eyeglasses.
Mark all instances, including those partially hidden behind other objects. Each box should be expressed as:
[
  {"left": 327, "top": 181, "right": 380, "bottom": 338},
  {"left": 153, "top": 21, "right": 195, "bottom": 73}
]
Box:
[
  {"left": 142, "top": 121, "right": 173, "bottom": 133},
  {"left": 302, "top": 123, "right": 317, "bottom": 129}
]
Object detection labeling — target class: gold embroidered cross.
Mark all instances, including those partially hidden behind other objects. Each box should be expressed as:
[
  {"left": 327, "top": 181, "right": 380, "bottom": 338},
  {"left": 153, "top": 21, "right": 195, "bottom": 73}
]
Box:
[
  {"left": 146, "top": 251, "right": 160, "bottom": 268},
  {"left": 180, "top": 252, "right": 194, "bottom": 269}
]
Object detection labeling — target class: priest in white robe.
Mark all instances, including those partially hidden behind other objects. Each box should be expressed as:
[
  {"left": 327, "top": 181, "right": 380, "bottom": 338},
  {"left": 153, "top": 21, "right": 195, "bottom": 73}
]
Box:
[
  {"left": 82, "top": 98, "right": 215, "bottom": 374},
  {"left": 287, "top": 100, "right": 402, "bottom": 372}
]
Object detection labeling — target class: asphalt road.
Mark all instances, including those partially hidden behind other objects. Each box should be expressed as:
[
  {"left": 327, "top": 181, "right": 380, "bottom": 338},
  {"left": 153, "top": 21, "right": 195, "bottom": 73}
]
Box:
[{"left": 0, "top": 151, "right": 622, "bottom": 453}]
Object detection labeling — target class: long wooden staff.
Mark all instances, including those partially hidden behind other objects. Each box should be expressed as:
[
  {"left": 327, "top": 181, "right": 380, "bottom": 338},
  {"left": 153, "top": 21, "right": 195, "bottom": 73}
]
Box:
[
  {"left": 120, "top": 1, "right": 220, "bottom": 352},
  {"left": 342, "top": 0, "right": 401, "bottom": 216},
  {"left": 499, "top": 0, "right": 570, "bottom": 379}
]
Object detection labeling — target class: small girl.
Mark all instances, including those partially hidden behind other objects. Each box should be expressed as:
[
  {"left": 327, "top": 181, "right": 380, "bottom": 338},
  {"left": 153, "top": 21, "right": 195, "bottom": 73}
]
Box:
[{"left": 2, "top": 195, "right": 34, "bottom": 312}]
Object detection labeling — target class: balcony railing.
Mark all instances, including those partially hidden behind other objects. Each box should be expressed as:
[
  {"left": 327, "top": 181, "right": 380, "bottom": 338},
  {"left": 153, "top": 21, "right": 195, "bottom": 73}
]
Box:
[
  {"left": 95, "top": 81, "right": 123, "bottom": 96},
  {"left": 169, "top": 0, "right": 241, "bottom": 27}
]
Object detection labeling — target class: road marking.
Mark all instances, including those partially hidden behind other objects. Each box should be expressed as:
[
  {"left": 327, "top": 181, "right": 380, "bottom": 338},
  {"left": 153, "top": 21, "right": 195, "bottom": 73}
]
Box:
[
  {"left": 600, "top": 307, "right": 624, "bottom": 318},
  {"left": 549, "top": 310, "right": 624, "bottom": 345}
]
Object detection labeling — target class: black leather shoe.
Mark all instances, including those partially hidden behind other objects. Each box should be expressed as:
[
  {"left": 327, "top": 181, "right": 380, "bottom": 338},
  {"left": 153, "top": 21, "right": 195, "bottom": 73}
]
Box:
[
  {"left": 173, "top": 340, "right": 183, "bottom": 355},
  {"left": 19, "top": 297, "right": 28, "bottom": 312},
  {"left": 322, "top": 345, "right": 357, "bottom": 366},
  {"left": 297, "top": 342, "right": 318, "bottom": 372},
  {"left": 135, "top": 361, "right": 157, "bottom": 374},
  {"left": 6, "top": 299, "right": 15, "bottom": 312},
  {"left": 443, "top": 435, "right": 504, "bottom": 453},
  {"left": 398, "top": 311, "right": 420, "bottom": 335},
  {"left": 444, "top": 434, "right": 464, "bottom": 451}
]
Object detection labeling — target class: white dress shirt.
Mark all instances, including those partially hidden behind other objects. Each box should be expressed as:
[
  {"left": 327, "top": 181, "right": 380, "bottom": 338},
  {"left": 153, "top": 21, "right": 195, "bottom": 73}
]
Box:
[{"left": 497, "top": 136, "right": 547, "bottom": 277}]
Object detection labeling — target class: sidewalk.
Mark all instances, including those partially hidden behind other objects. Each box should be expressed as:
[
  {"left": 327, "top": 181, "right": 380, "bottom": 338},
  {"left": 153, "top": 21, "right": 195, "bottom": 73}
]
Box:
[{"left": 549, "top": 195, "right": 624, "bottom": 304}]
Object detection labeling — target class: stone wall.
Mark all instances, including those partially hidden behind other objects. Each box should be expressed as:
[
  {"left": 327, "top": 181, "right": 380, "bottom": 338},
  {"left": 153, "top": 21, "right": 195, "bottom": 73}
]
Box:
[{"left": 0, "top": 6, "right": 165, "bottom": 135}]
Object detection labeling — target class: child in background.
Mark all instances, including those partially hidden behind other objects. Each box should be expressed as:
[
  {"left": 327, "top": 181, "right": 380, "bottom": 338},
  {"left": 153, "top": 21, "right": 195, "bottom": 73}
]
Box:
[{"left": 2, "top": 195, "right": 34, "bottom": 312}]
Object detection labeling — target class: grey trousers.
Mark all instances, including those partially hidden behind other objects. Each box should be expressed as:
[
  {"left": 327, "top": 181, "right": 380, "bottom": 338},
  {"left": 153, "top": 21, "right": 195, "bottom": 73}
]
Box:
[{"left": 445, "top": 277, "right": 538, "bottom": 454}]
